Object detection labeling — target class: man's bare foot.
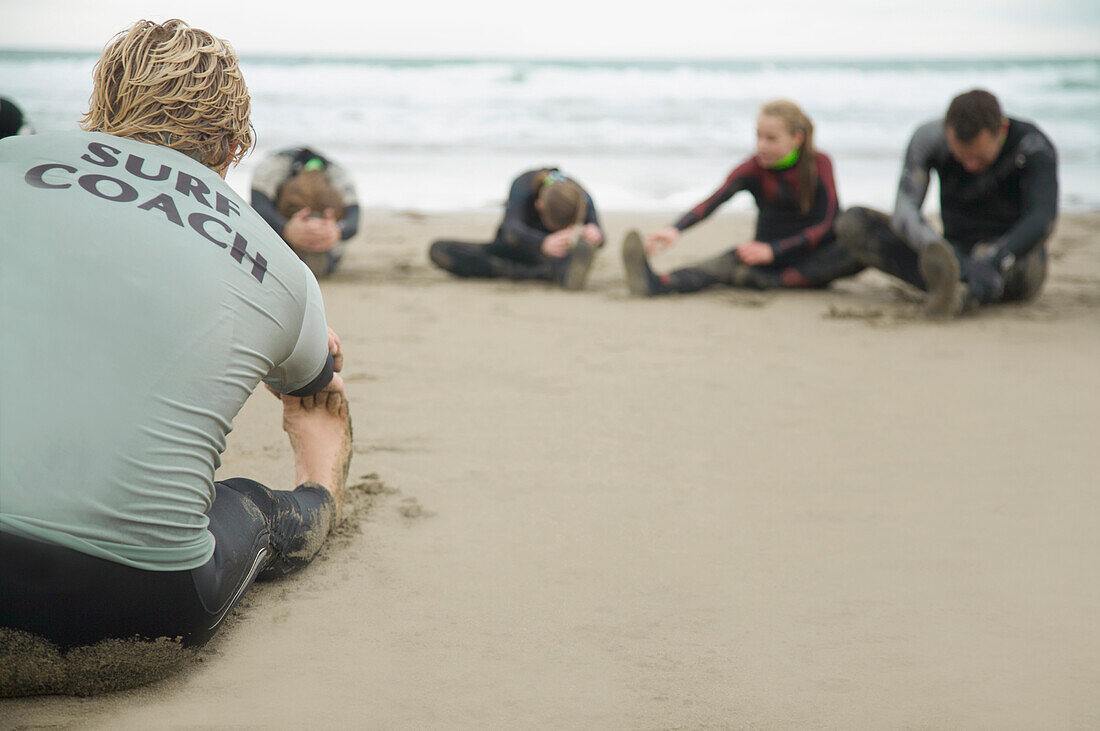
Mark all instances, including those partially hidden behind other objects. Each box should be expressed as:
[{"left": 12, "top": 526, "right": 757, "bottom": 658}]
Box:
[{"left": 280, "top": 374, "right": 352, "bottom": 520}]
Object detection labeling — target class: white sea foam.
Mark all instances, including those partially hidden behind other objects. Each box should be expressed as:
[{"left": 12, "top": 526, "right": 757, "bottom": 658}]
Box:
[{"left": 3, "top": 53, "right": 1097, "bottom": 211}]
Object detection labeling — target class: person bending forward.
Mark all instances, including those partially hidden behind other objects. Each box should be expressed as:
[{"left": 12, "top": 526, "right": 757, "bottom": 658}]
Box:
[
  {"left": 251, "top": 146, "right": 360, "bottom": 278},
  {"left": 429, "top": 168, "right": 604, "bottom": 291}
]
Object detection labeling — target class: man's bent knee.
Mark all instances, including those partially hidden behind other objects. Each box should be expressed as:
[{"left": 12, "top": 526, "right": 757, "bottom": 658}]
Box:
[
  {"left": 835, "top": 207, "right": 878, "bottom": 243},
  {"left": 835, "top": 207, "right": 889, "bottom": 267}
]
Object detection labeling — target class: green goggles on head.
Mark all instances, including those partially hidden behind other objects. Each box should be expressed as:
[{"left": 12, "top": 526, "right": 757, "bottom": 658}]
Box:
[
  {"left": 541, "top": 170, "right": 567, "bottom": 188},
  {"left": 303, "top": 157, "right": 325, "bottom": 172}
]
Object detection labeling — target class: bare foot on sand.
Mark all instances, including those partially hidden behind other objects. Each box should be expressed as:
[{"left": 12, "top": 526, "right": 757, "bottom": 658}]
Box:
[{"left": 280, "top": 374, "right": 353, "bottom": 519}]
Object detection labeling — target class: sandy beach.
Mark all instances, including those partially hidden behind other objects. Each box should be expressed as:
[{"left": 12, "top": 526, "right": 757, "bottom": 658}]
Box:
[{"left": 3, "top": 210, "right": 1099, "bottom": 728}]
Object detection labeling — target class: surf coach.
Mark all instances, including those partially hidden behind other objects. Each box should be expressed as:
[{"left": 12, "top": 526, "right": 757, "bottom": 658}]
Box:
[{"left": 0, "top": 19, "right": 353, "bottom": 648}]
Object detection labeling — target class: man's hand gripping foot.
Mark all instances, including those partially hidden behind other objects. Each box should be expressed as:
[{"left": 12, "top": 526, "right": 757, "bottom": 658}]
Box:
[{"left": 270, "top": 328, "right": 352, "bottom": 521}]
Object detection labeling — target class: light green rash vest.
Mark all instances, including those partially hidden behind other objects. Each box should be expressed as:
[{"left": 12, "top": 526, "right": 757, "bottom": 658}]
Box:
[{"left": 0, "top": 132, "right": 331, "bottom": 571}]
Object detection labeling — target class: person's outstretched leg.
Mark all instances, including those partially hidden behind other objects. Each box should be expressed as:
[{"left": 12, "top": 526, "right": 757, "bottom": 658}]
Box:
[
  {"left": 482, "top": 240, "right": 555, "bottom": 281},
  {"left": 781, "top": 240, "right": 865, "bottom": 288},
  {"left": 429, "top": 240, "right": 499, "bottom": 278},
  {"left": 189, "top": 380, "right": 352, "bottom": 643},
  {"left": 622, "top": 230, "right": 769, "bottom": 296},
  {"left": 430, "top": 240, "right": 555, "bottom": 281},
  {"left": 664, "top": 249, "right": 746, "bottom": 293}
]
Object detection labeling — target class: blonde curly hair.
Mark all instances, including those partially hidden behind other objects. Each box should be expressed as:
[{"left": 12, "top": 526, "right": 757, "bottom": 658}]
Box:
[{"left": 81, "top": 19, "right": 254, "bottom": 170}]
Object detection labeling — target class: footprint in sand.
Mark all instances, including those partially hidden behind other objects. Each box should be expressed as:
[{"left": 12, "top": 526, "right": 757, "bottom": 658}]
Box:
[
  {"left": 398, "top": 497, "right": 435, "bottom": 520},
  {"left": 350, "top": 472, "right": 397, "bottom": 495},
  {"left": 823, "top": 304, "right": 885, "bottom": 320}
]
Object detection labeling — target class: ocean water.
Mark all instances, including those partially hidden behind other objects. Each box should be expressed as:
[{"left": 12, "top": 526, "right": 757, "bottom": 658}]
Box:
[{"left": 2, "top": 52, "right": 1098, "bottom": 212}]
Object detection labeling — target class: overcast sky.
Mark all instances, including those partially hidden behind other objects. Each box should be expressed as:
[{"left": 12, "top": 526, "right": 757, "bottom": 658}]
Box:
[{"left": 2, "top": 0, "right": 1098, "bottom": 59}]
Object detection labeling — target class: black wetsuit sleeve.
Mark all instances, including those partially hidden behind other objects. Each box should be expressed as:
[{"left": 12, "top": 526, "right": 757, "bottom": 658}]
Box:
[
  {"left": 323, "top": 162, "right": 359, "bottom": 241},
  {"left": 892, "top": 121, "right": 947, "bottom": 251},
  {"left": 674, "top": 161, "right": 754, "bottom": 231},
  {"left": 990, "top": 136, "right": 1059, "bottom": 264},
  {"left": 252, "top": 190, "right": 288, "bottom": 236},
  {"left": 339, "top": 204, "right": 360, "bottom": 241},
  {"left": 498, "top": 173, "right": 547, "bottom": 255},
  {"left": 768, "top": 153, "right": 840, "bottom": 259},
  {"left": 287, "top": 352, "right": 335, "bottom": 397},
  {"left": 250, "top": 152, "right": 294, "bottom": 236},
  {"left": 584, "top": 194, "right": 601, "bottom": 229}
]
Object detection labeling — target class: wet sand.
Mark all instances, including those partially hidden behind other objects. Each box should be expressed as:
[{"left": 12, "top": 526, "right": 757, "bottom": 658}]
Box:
[{"left": 3, "top": 212, "right": 1099, "bottom": 728}]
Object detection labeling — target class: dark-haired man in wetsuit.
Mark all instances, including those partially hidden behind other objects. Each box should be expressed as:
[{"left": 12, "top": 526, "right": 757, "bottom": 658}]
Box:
[
  {"left": 251, "top": 147, "right": 360, "bottom": 278},
  {"left": 836, "top": 89, "right": 1058, "bottom": 318},
  {"left": 1, "top": 20, "right": 351, "bottom": 650}
]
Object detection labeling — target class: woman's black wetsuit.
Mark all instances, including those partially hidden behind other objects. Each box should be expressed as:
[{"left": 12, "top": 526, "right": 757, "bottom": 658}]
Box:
[{"left": 663, "top": 152, "right": 862, "bottom": 291}]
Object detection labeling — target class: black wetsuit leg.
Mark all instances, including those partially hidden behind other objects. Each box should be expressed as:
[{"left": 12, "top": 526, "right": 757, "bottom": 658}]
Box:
[
  {"left": 0, "top": 531, "right": 212, "bottom": 648},
  {"left": 666, "top": 241, "right": 863, "bottom": 293},
  {"left": 211, "top": 478, "right": 335, "bottom": 580},
  {"left": 0, "top": 480, "right": 334, "bottom": 648},
  {"left": 429, "top": 240, "right": 554, "bottom": 281},
  {"left": 665, "top": 248, "right": 831, "bottom": 292},
  {"left": 665, "top": 249, "right": 756, "bottom": 292},
  {"left": 835, "top": 206, "right": 927, "bottom": 290},
  {"left": 838, "top": 207, "right": 1049, "bottom": 304},
  {"left": 786, "top": 240, "right": 865, "bottom": 287},
  {"left": 971, "top": 242, "right": 1048, "bottom": 303}
]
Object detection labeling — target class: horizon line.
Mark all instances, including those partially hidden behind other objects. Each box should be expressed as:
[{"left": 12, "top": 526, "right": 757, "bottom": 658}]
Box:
[{"left": 1, "top": 46, "right": 1097, "bottom": 65}]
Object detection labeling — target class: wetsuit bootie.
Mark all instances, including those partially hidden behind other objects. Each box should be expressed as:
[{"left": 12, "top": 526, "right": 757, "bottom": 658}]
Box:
[
  {"left": 622, "top": 230, "right": 667, "bottom": 296},
  {"left": 560, "top": 238, "right": 596, "bottom": 291},
  {"left": 919, "top": 239, "right": 965, "bottom": 319}
]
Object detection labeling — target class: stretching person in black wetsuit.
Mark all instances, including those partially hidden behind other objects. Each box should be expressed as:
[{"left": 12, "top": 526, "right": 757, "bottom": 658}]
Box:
[
  {"left": 251, "top": 147, "right": 360, "bottom": 278},
  {"left": 429, "top": 168, "right": 604, "bottom": 290},
  {"left": 835, "top": 89, "right": 1058, "bottom": 318},
  {"left": 623, "top": 99, "right": 862, "bottom": 295}
]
